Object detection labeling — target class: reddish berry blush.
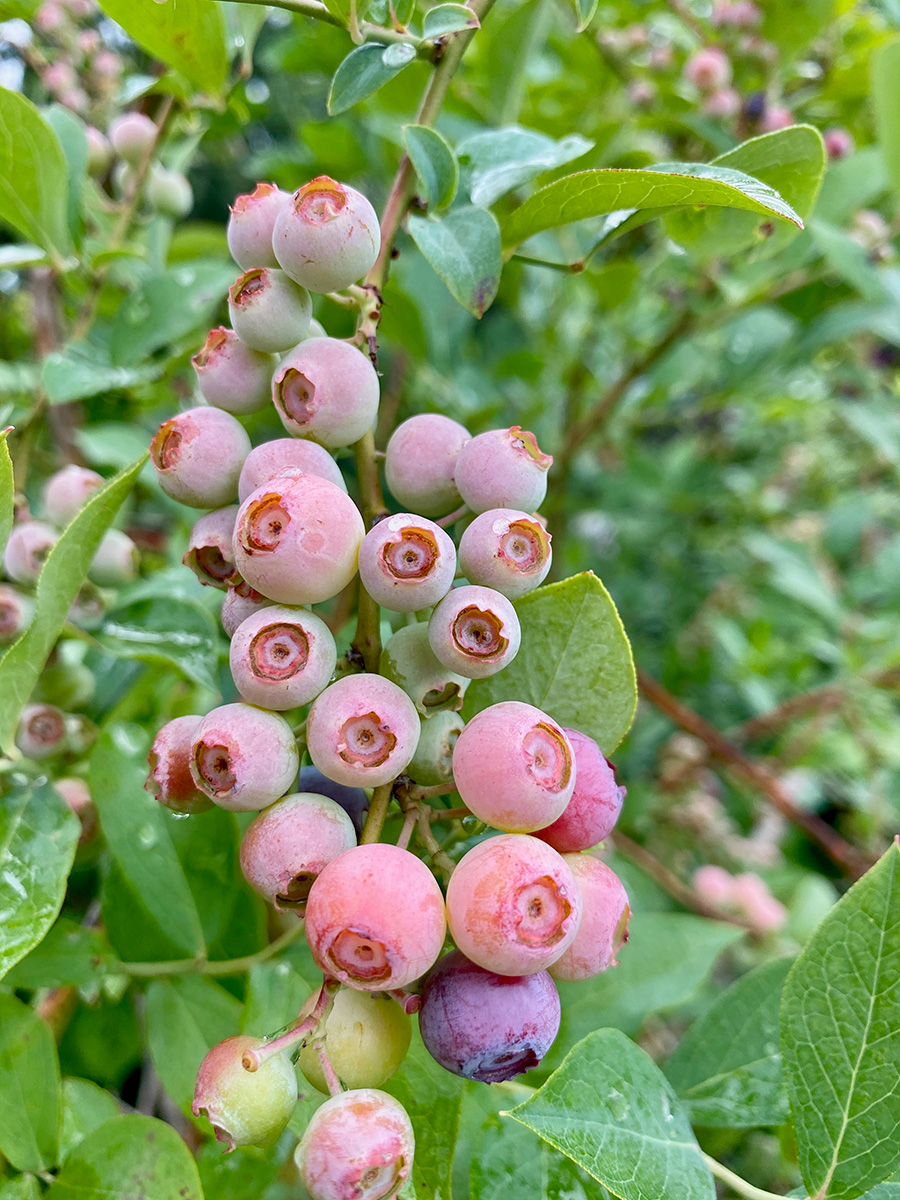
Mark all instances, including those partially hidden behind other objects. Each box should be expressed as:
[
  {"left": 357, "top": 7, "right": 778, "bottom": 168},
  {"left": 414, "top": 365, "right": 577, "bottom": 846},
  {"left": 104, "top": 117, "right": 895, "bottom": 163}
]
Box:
[
  {"left": 548, "top": 855, "right": 630, "bottom": 982},
  {"left": 536, "top": 728, "right": 625, "bottom": 853}
]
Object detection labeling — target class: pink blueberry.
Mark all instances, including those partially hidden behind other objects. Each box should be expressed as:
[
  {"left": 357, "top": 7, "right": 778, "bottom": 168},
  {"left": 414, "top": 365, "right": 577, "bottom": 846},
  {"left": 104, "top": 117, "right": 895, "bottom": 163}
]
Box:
[
  {"left": 43, "top": 464, "right": 104, "bottom": 526},
  {"left": 731, "top": 873, "right": 788, "bottom": 933},
  {"left": 145, "top": 714, "right": 213, "bottom": 814},
  {"left": 55, "top": 776, "right": 97, "bottom": 843},
  {"left": 684, "top": 46, "right": 732, "bottom": 91},
  {"left": 384, "top": 414, "right": 471, "bottom": 518},
  {"left": 191, "top": 327, "right": 278, "bottom": 415},
  {"left": 220, "top": 582, "right": 273, "bottom": 638},
  {"left": 89, "top": 529, "right": 138, "bottom": 587},
  {"left": 454, "top": 427, "right": 552, "bottom": 514},
  {"left": 183, "top": 507, "right": 241, "bottom": 590},
  {"left": 358, "top": 514, "right": 456, "bottom": 612},
  {"left": 229, "top": 605, "right": 336, "bottom": 710},
  {"left": 548, "top": 855, "right": 630, "bottom": 982},
  {"left": 150, "top": 407, "right": 251, "bottom": 509},
  {"left": 85, "top": 126, "right": 113, "bottom": 176},
  {"left": 693, "top": 864, "right": 735, "bottom": 906},
  {"left": 306, "top": 673, "right": 420, "bottom": 789},
  {"left": 428, "top": 584, "right": 521, "bottom": 679},
  {"left": 190, "top": 703, "right": 299, "bottom": 812},
  {"left": 824, "top": 127, "right": 854, "bottom": 160},
  {"left": 380, "top": 622, "right": 468, "bottom": 716},
  {"left": 192, "top": 1035, "right": 297, "bottom": 1151},
  {"left": 271, "top": 337, "right": 379, "bottom": 449},
  {"left": 15, "top": 703, "right": 67, "bottom": 759},
  {"left": 4, "top": 521, "right": 57, "bottom": 583},
  {"left": 273, "top": 175, "right": 381, "bottom": 294},
  {"left": 458, "top": 508, "right": 552, "bottom": 599},
  {"left": 0, "top": 585, "right": 32, "bottom": 642},
  {"left": 536, "top": 728, "right": 626, "bottom": 853},
  {"left": 238, "top": 438, "right": 346, "bottom": 502},
  {"left": 227, "top": 267, "right": 312, "bottom": 353},
  {"left": 760, "top": 104, "right": 793, "bottom": 132},
  {"left": 703, "top": 87, "right": 741, "bottom": 119},
  {"left": 226, "top": 182, "right": 290, "bottom": 270},
  {"left": 108, "top": 111, "right": 156, "bottom": 163}
]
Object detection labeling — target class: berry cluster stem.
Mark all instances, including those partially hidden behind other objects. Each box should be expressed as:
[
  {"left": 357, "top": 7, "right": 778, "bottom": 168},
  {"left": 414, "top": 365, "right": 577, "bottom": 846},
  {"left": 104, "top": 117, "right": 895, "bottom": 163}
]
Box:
[
  {"left": 360, "top": 781, "right": 394, "bottom": 844},
  {"left": 242, "top": 977, "right": 337, "bottom": 1072},
  {"left": 700, "top": 1154, "right": 794, "bottom": 1200}
]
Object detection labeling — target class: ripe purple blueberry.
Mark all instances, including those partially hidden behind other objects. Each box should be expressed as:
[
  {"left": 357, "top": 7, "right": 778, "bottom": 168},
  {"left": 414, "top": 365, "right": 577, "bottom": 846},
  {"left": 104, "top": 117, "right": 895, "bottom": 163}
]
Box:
[
  {"left": 145, "top": 714, "right": 213, "bottom": 814},
  {"left": 380, "top": 623, "right": 468, "bottom": 715},
  {"left": 458, "top": 508, "right": 551, "bottom": 599},
  {"left": 384, "top": 413, "right": 471, "bottom": 518},
  {"left": 191, "top": 328, "right": 278, "bottom": 415},
  {"left": 271, "top": 337, "right": 379, "bottom": 449},
  {"left": 445, "top": 834, "right": 582, "bottom": 975},
  {"left": 233, "top": 473, "right": 364, "bottom": 605},
  {"left": 272, "top": 175, "right": 380, "bottom": 294},
  {"left": 190, "top": 703, "right": 299, "bottom": 812},
  {"left": 296, "top": 987, "right": 411, "bottom": 1094},
  {"left": 16, "top": 703, "right": 67, "bottom": 759},
  {"left": 297, "top": 765, "right": 369, "bottom": 838},
  {"left": 408, "top": 710, "right": 464, "bottom": 787},
  {"left": 89, "top": 529, "right": 139, "bottom": 587},
  {"left": 227, "top": 267, "right": 312, "bottom": 353},
  {"left": 238, "top": 438, "right": 347, "bottom": 502},
  {"left": 183, "top": 507, "right": 241, "bottom": 590},
  {"left": 296, "top": 1088, "right": 414, "bottom": 1200},
  {"left": 536, "top": 729, "right": 626, "bottom": 853},
  {"left": 4, "top": 521, "right": 57, "bottom": 583},
  {"left": 192, "top": 1035, "right": 297, "bottom": 1150},
  {"left": 419, "top": 950, "right": 561, "bottom": 1082},
  {"left": 229, "top": 606, "right": 336, "bottom": 710},
  {"left": 452, "top": 702, "right": 576, "bottom": 832},
  {"left": 220, "top": 581, "right": 272, "bottom": 638},
  {"left": 0, "top": 585, "right": 32, "bottom": 643},
  {"left": 548, "top": 856, "right": 630, "bottom": 982},
  {"left": 239, "top": 791, "right": 356, "bottom": 912},
  {"left": 358, "top": 514, "right": 456, "bottom": 612},
  {"left": 305, "top": 843, "right": 446, "bottom": 990},
  {"left": 306, "top": 674, "right": 420, "bottom": 789},
  {"left": 454, "top": 427, "right": 552, "bottom": 514},
  {"left": 428, "top": 584, "right": 521, "bottom": 679},
  {"left": 226, "top": 182, "right": 290, "bottom": 270},
  {"left": 43, "top": 465, "right": 103, "bottom": 526},
  {"left": 108, "top": 111, "right": 155, "bottom": 164},
  {"left": 150, "top": 407, "right": 251, "bottom": 509}
]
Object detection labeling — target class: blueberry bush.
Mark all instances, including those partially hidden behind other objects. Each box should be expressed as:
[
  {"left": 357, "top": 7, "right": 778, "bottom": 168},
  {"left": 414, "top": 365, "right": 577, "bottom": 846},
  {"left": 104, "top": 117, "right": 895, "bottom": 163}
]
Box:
[{"left": 1, "top": 0, "right": 900, "bottom": 1197}]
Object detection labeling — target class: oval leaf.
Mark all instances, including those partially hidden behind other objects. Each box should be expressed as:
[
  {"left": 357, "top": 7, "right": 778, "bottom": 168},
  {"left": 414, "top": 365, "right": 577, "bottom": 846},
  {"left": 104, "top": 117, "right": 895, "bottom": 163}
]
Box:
[
  {"left": 146, "top": 976, "right": 241, "bottom": 1111},
  {"left": 404, "top": 124, "right": 458, "bottom": 210},
  {"left": 873, "top": 38, "right": 900, "bottom": 200},
  {"left": 422, "top": 2, "right": 480, "bottom": 36},
  {"left": 407, "top": 206, "right": 501, "bottom": 317},
  {"left": 97, "top": 0, "right": 227, "bottom": 95},
  {"left": 0, "top": 88, "right": 69, "bottom": 260},
  {"left": 96, "top": 596, "right": 219, "bottom": 693},
  {"left": 0, "top": 427, "right": 13, "bottom": 555},
  {"left": 0, "top": 994, "right": 61, "bottom": 1174},
  {"left": 328, "top": 42, "right": 417, "bottom": 116},
  {"left": 458, "top": 126, "right": 594, "bottom": 208}
]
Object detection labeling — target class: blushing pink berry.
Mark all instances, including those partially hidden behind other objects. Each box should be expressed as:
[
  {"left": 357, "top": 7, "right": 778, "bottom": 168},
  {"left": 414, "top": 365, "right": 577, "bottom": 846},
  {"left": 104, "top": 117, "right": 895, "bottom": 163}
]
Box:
[
  {"left": 240, "top": 791, "right": 356, "bottom": 912},
  {"left": 306, "top": 674, "right": 420, "bottom": 788},
  {"left": 238, "top": 438, "right": 346, "bottom": 502},
  {"left": 145, "top": 715, "right": 213, "bottom": 814},
  {"left": 229, "top": 606, "right": 336, "bottom": 710},
  {"left": 384, "top": 413, "right": 471, "bottom": 518},
  {"left": 220, "top": 581, "right": 273, "bottom": 638},
  {"left": 418, "top": 950, "right": 560, "bottom": 1082},
  {"left": 458, "top": 508, "right": 551, "bottom": 599},
  {"left": 183, "top": 507, "right": 241, "bottom": 590},
  {"left": 55, "top": 776, "right": 97, "bottom": 843},
  {"left": 359, "top": 514, "right": 456, "bottom": 612},
  {"left": 108, "top": 111, "right": 155, "bottom": 164},
  {"left": 684, "top": 46, "right": 732, "bottom": 91},
  {"left": 191, "top": 328, "right": 277, "bottom": 415},
  {"left": 760, "top": 103, "right": 793, "bottom": 132},
  {"left": 548, "top": 856, "right": 630, "bottom": 982},
  {"left": 233, "top": 473, "right": 364, "bottom": 605},
  {"left": 4, "top": 521, "right": 57, "bottom": 583},
  {"left": 16, "top": 703, "right": 67, "bottom": 759},
  {"left": 43, "top": 464, "right": 103, "bottom": 526},
  {"left": 227, "top": 267, "right": 312, "bottom": 353},
  {"left": 824, "top": 127, "right": 854, "bottom": 160},
  {"left": 192, "top": 1035, "right": 297, "bottom": 1150},
  {"left": 428, "top": 584, "right": 521, "bottom": 679},
  {"left": 454, "top": 427, "right": 552, "bottom": 514},
  {"left": 226, "top": 182, "right": 290, "bottom": 270},
  {"left": 297, "top": 765, "right": 369, "bottom": 838},
  {"left": 273, "top": 175, "right": 380, "bottom": 294},
  {"left": 190, "top": 703, "right": 299, "bottom": 812},
  {"left": 408, "top": 710, "right": 463, "bottom": 786},
  {"left": 703, "top": 87, "right": 741, "bottom": 118},
  {"left": 296, "top": 1088, "right": 414, "bottom": 1200},
  {"left": 380, "top": 623, "right": 468, "bottom": 716},
  {"left": 446, "top": 834, "right": 582, "bottom": 975},
  {"left": 0, "top": 585, "right": 32, "bottom": 642},
  {"left": 150, "top": 407, "right": 251, "bottom": 509},
  {"left": 536, "top": 728, "right": 626, "bottom": 853},
  {"left": 730, "top": 873, "right": 788, "bottom": 933},
  {"left": 452, "top": 702, "right": 575, "bottom": 833},
  {"left": 85, "top": 125, "right": 112, "bottom": 176},
  {"left": 89, "top": 529, "right": 138, "bottom": 587},
  {"left": 305, "top": 843, "right": 446, "bottom": 989},
  {"left": 271, "top": 337, "right": 379, "bottom": 449},
  {"left": 693, "top": 864, "right": 735, "bottom": 907}
]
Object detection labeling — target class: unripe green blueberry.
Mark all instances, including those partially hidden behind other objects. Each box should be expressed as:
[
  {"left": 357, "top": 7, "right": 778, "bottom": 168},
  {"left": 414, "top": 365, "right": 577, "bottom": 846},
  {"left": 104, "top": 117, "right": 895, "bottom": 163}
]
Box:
[
  {"left": 272, "top": 175, "right": 380, "bottom": 294},
  {"left": 455, "top": 427, "right": 552, "bottom": 514},
  {"left": 0, "top": 585, "right": 32, "bottom": 643},
  {"left": 226, "top": 182, "right": 290, "bottom": 270},
  {"left": 305, "top": 843, "right": 446, "bottom": 989},
  {"left": 183, "top": 506, "right": 241, "bottom": 590},
  {"left": 458, "top": 508, "right": 551, "bottom": 599},
  {"left": 4, "top": 521, "right": 57, "bottom": 583},
  {"left": 191, "top": 328, "right": 277, "bottom": 416},
  {"left": 452, "top": 701, "right": 575, "bottom": 832},
  {"left": 150, "top": 406, "right": 251, "bottom": 509},
  {"left": 229, "top": 605, "right": 336, "bottom": 709},
  {"left": 240, "top": 791, "right": 356, "bottom": 912},
  {"left": 408, "top": 710, "right": 464, "bottom": 786},
  {"left": 145, "top": 714, "right": 213, "bottom": 814},
  {"left": 43, "top": 464, "right": 104, "bottom": 527},
  {"left": 384, "top": 414, "right": 470, "bottom": 518},
  {"left": 85, "top": 125, "right": 112, "bottom": 176},
  {"left": 192, "top": 1035, "right": 297, "bottom": 1150},
  {"left": 89, "top": 528, "right": 138, "bottom": 587},
  {"left": 146, "top": 165, "right": 193, "bottom": 218},
  {"left": 227, "top": 267, "right": 312, "bottom": 353},
  {"left": 271, "top": 337, "right": 379, "bottom": 449},
  {"left": 380, "top": 623, "right": 467, "bottom": 716},
  {"left": 428, "top": 584, "right": 521, "bottom": 679},
  {"left": 16, "top": 703, "right": 67, "bottom": 759},
  {"left": 536, "top": 728, "right": 625, "bottom": 853},
  {"left": 64, "top": 713, "right": 97, "bottom": 758},
  {"left": 548, "top": 856, "right": 630, "bottom": 982},
  {"left": 296, "top": 1088, "right": 414, "bottom": 1200},
  {"left": 108, "top": 111, "right": 155, "bottom": 164},
  {"left": 68, "top": 583, "right": 104, "bottom": 630},
  {"left": 359, "top": 514, "right": 456, "bottom": 612},
  {"left": 35, "top": 654, "right": 95, "bottom": 710},
  {"left": 238, "top": 438, "right": 346, "bottom": 502},
  {"left": 220, "top": 582, "right": 273, "bottom": 638},
  {"left": 296, "top": 987, "right": 411, "bottom": 1094},
  {"left": 446, "top": 834, "right": 582, "bottom": 975},
  {"left": 306, "top": 674, "right": 420, "bottom": 789},
  {"left": 190, "top": 703, "right": 299, "bottom": 812},
  {"left": 306, "top": 318, "right": 327, "bottom": 338},
  {"left": 233, "top": 473, "right": 364, "bottom": 605}
]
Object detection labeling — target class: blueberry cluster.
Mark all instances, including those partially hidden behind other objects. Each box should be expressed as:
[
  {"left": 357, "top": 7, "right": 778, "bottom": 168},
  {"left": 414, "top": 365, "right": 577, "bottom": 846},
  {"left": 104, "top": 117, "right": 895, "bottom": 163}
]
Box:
[{"left": 145, "top": 176, "right": 631, "bottom": 1200}]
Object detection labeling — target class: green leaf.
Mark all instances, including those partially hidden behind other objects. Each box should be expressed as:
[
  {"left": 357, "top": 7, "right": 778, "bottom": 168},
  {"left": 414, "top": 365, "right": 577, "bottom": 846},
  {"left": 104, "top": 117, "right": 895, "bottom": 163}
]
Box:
[
  {"left": 571, "top": 0, "right": 599, "bottom": 32},
  {"left": 782, "top": 843, "right": 900, "bottom": 1200},
  {"left": 328, "top": 43, "right": 418, "bottom": 116},
  {"left": 407, "top": 207, "right": 501, "bottom": 317},
  {"left": 42, "top": 343, "right": 164, "bottom": 405},
  {"left": 0, "top": 455, "right": 145, "bottom": 755},
  {"left": 46, "top": 1115, "right": 203, "bottom": 1200},
  {"left": 0, "top": 426, "right": 13, "bottom": 555},
  {"left": 0, "top": 1177, "right": 41, "bottom": 1200},
  {"left": 242, "top": 961, "right": 312, "bottom": 1036},
  {"left": 59, "top": 1079, "right": 121, "bottom": 1164},
  {"left": 502, "top": 163, "right": 804, "bottom": 251},
  {"left": 89, "top": 723, "right": 206, "bottom": 961},
  {"left": 146, "top": 976, "right": 242, "bottom": 1111},
  {"left": 508, "top": 1029, "right": 714, "bottom": 1200},
  {"left": 96, "top": 596, "right": 220, "bottom": 693},
  {"left": 471, "top": 1109, "right": 610, "bottom": 1199},
  {"left": 463, "top": 572, "right": 636, "bottom": 755},
  {"left": 665, "top": 956, "right": 794, "bottom": 1129},
  {"left": 404, "top": 125, "right": 458, "bottom": 210},
  {"left": 96, "top": 0, "right": 227, "bottom": 94},
  {"left": 873, "top": 39, "right": 900, "bottom": 199},
  {"left": 0, "top": 780, "right": 80, "bottom": 983},
  {"left": 421, "top": 2, "right": 480, "bottom": 36},
  {"left": 5, "top": 918, "right": 120, "bottom": 989},
  {"left": 458, "top": 126, "right": 594, "bottom": 208},
  {"left": 108, "top": 262, "right": 235, "bottom": 365},
  {"left": 44, "top": 106, "right": 87, "bottom": 243},
  {"left": 809, "top": 218, "right": 889, "bottom": 303},
  {"left": 0, "top": 88, "right": 69, "bottom": 260},
  {"left": 0, "top": 994, "right": 61, "bottom": 1174}
]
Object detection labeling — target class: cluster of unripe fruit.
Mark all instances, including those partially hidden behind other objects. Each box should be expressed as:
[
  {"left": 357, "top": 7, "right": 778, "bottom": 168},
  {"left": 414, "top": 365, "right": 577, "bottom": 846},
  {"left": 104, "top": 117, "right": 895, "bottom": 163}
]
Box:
[
  {"left": 81, "top": 109, "right": 193, "bottom": 218},
  {"left": 143, "top": 175, "right": 631, "bottom": 1200}
]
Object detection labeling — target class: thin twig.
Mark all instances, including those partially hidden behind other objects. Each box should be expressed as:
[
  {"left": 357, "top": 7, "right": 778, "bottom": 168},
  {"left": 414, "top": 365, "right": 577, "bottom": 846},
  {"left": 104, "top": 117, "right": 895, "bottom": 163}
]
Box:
[
  {"left": 701, "top": 1154, "right": 795, "bottom": 1200},
  {"left": 360, "top": 781, "right": 395, "bottom": 844},
  {"left": 120, "top": 919, "right": 305, "bottom": 977}
]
